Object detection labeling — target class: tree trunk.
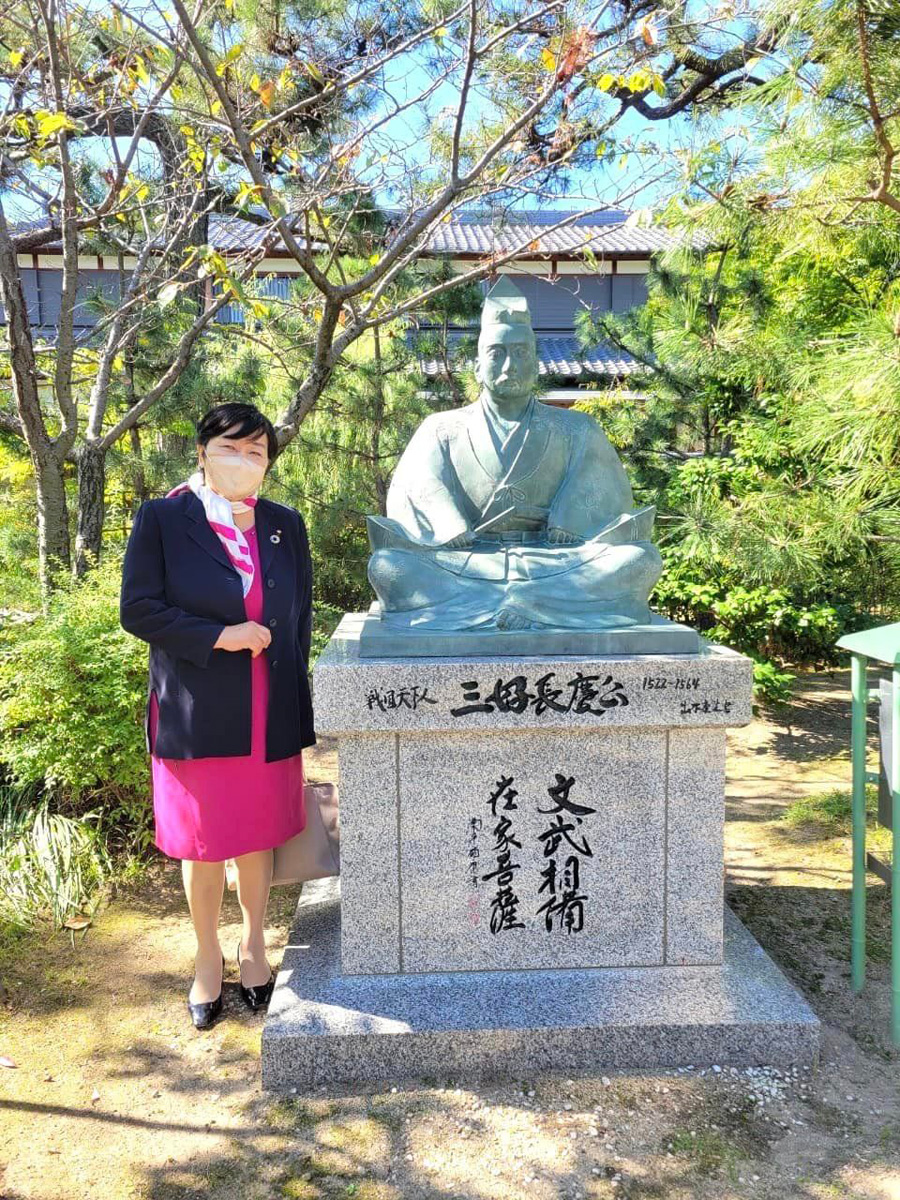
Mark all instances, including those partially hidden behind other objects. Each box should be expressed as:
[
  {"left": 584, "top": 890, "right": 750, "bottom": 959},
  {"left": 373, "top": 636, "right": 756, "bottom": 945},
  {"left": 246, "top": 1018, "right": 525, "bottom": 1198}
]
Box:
[
  {"left": 371, "top": 326, "right": 389, "bottom": 515},
  {"left": 74, "top": 441, "right": 106, "bottom": 577},
  {"left": 129, "top": 424, "right": 147, "bottom": 511},
  {"left": 0, "top": 200, "right": 71, "bottom": 600},
  {"left": 34, "top": 447, "right": 72, "bottom": 599}
]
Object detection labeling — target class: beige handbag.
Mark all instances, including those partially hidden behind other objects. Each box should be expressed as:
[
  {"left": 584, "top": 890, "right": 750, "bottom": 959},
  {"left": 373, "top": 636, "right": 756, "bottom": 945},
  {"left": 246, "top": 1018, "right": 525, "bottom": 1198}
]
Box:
[{"left": 225, "top": 781, "right": 340, "bottom": 890}]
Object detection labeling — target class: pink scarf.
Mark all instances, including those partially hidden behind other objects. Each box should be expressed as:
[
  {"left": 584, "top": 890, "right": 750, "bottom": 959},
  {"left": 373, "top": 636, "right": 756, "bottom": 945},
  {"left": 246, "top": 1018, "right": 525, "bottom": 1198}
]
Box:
[{"left": 166, "top": 470, "right": 258, "bottom": 597}]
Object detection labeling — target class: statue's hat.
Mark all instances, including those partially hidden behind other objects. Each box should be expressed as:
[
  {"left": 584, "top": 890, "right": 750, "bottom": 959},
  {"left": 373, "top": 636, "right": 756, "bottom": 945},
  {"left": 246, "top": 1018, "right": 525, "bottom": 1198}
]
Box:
[{"left": 480, "top": 276, "right": 533, "bottom": 330}]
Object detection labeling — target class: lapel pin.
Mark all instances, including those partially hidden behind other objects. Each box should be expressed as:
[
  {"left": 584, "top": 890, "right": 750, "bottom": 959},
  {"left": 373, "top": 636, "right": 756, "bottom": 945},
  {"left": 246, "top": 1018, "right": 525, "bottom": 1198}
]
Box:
[{"left": 270, "top": 529, "right": 281, "bottom": 544}]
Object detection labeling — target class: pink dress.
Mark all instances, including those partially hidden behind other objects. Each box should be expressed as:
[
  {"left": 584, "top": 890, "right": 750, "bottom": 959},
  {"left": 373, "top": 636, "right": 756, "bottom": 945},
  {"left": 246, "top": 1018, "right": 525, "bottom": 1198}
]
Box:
[{"left": 147, "top": 524, "right": 306, "bottom": 861}]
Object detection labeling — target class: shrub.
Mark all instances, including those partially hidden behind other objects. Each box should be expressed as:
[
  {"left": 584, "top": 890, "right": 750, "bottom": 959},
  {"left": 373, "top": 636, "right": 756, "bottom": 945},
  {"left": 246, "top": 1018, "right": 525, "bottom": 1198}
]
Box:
[{"left": 0, "top": 557, "right": 149, "bottom": 802}]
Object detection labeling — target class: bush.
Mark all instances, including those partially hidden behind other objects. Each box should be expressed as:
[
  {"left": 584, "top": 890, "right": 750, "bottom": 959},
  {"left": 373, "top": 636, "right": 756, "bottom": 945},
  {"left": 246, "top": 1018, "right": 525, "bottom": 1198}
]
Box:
[
  {"left": 0, "top": 557, "right": 150, "bottom": 803},
  {"left": 653, "top": 562, "right": 852, "bottom": 701}
]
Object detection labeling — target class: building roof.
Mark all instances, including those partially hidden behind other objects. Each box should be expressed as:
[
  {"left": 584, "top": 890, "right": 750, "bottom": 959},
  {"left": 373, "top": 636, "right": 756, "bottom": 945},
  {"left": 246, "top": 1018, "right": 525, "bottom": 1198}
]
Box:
[
  {"left": 416, "top": 332, "right": 641, "bottom": 379},
  {"left": 207, "top": 214, "right": 321, "bottom": 253},
  {"left": 417, "top": 208, "right": 676, "bottom": 258},
  {"left": 13, "top": 206, "right": 678, "bottom": 261}
]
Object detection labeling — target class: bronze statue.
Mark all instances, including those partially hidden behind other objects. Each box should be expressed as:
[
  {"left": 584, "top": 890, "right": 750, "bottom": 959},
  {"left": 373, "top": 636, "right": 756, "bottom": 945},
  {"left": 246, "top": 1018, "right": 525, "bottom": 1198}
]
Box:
[{"left": 363, "top": 277, "right": 680, "bottom": 653}]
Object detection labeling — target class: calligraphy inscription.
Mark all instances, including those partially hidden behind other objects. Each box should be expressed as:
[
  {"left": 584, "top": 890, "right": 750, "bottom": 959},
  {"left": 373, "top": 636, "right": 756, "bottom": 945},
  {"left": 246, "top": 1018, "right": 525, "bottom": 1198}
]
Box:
[
  {"left": 471, "top": 772, "right": 597, "bottom": 937},
  {"left": 465, "top": 817, "right": 482, "bottom": 928},
  {"left": 366, "top": 685, "right": 438, "bottom": 712},
  {"left": 361, "top": 673, "right": 736, "bottom": 721},
  {"left": 680, "top": 698, "right": 732, "bottom": 716},
  {"left": 642, "top": 675, "right": 701, "bottom": 691},
  {"left": 451, "top": 672, "right": 628, "bottom": 718},
  {"left": 483, "top": 777, "right": 526, "bottom": 933}
]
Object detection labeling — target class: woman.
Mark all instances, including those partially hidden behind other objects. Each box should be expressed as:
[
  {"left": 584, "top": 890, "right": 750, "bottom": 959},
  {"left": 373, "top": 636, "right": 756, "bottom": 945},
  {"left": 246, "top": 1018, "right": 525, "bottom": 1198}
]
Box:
[{"left": 120, "top": 402, "right": 315, "bottom": 1030}]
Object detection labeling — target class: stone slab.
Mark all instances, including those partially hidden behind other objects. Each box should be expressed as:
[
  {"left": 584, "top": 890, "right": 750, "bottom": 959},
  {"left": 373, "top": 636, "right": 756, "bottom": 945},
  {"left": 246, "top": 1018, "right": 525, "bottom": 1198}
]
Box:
[
  {"left": 314, "top": 614, "right": 754, "bottom": 736},
  {"left": 398, "top": 729, "right": 667, "bottom": 972},
  {"left": 665, "top": 728, "right": 727, "bottom": 965},
  {"left": 334, "top": 724, "right": 728, "bottom": 976},
  {"left": 337, "top": 736, "right": 401, "bottom": 975},
  {"left": 261, "top": 878, "right": 821, "bottom": 1090},
  {"left": 358, "top": 610, "right": 701, "bottom": 658}
]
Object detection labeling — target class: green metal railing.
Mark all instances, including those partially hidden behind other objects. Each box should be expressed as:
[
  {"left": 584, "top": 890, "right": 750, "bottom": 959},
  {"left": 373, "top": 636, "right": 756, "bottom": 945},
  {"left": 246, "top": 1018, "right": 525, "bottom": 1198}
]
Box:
[{"left": 836, "top": 622, "right": 900, "bottom": 1044}]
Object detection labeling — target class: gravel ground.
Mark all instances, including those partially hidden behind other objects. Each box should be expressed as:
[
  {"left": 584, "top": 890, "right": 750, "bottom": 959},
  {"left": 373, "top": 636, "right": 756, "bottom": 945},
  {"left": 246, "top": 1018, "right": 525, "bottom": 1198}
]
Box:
[{"left": 2, "top": 670, "right": 900, "bottom": 1200}]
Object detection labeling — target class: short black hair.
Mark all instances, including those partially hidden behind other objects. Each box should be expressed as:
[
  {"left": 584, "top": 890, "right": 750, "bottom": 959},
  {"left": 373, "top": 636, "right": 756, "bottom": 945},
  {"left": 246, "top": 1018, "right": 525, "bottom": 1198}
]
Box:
[{"left": 196, "top": 402, "right": 278, "bottom": 463}]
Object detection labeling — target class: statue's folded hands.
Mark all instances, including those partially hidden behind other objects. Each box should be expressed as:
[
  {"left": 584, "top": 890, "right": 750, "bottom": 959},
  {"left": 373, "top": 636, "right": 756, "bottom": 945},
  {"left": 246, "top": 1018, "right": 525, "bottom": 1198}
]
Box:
[
  {"left": 547, "top": 526, "right": 582, "bottom": 546},
  {"left": 444, "top": 529, "right": 476, "bottom": 550}
]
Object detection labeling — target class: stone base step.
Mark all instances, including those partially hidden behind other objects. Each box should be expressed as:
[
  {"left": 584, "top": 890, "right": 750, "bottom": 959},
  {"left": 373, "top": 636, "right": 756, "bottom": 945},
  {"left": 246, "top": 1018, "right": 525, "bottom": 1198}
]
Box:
[{"left": 261, "top": 879, "right": 820, "bottom": 1090}]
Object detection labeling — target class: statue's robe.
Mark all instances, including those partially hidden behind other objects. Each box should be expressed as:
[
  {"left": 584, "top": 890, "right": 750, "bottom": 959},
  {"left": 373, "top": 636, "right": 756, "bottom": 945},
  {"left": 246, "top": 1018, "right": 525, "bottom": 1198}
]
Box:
[{"left": 367, "top": 396, "right": 662, "bottom": 631}]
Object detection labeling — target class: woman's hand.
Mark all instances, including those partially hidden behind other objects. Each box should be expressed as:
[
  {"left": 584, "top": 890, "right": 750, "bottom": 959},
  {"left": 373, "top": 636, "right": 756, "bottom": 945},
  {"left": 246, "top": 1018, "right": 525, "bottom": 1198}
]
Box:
[{"left": 214, "top": 621, "right": 272, "bottom": 657}]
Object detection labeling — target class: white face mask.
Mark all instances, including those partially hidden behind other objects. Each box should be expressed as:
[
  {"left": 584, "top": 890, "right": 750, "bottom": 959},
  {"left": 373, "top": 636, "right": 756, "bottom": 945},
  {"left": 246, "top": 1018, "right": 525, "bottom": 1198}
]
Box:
[{"left": 201, "top": 448, "right": 267, "bottom": 502}]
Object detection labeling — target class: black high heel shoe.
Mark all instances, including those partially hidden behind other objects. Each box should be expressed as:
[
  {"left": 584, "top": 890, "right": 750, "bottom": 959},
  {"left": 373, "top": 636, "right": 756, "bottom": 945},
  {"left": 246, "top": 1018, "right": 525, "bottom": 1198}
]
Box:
[
  {"left": 187, "top": 952, "right": 225, "bottom": 1030},
  {"left": 237, "top": 941, "right": 274, "bottom": 1011}
]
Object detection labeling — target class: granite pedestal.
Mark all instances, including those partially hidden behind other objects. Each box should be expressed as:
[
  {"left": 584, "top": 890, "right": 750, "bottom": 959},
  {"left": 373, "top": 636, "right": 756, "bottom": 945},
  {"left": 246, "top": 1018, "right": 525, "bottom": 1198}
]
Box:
[{"left": 261, "top": 614, "right": 820, "bottom": 1087}]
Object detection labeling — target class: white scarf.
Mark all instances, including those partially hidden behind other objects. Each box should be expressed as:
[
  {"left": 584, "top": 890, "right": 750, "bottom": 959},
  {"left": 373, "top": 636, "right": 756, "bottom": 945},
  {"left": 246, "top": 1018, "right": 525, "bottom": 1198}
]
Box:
[{"left": 165, "top": 470, "right": 258, "bottom": 597}]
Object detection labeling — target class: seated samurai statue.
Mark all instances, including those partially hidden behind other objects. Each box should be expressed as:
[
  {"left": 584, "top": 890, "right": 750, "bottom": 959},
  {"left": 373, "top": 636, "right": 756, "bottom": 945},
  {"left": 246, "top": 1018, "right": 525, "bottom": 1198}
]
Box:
[{"left": 366, "top": 277, "right": 663, "bottom": 635}]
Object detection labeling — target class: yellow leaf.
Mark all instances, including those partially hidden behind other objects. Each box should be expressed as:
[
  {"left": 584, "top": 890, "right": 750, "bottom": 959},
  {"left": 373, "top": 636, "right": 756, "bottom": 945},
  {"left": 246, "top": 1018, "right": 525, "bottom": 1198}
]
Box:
[
  {"left": 313, "top": 307, "right": 323, "bottom": 322},
  {"left": 135, "top": 184, "right": 150, "bottom": 202},
  {"left": 541, "top": 47, "right": 556, "bottom": 72},
  {"left": 258, "top": 80, "right": 275, "bottom": 108},
  {"left": 598, "top": 72, "right": 615, "bottom": 92},
  {"left": 8, "top": 48, "right": 24, "bottom": 68},
  {"left": 434, "top": 25, "right": 448, "bottom": 37},
  {"left": 36, "top": 110, "right": 77, "bottom": 138},
  {"left": 304, "top": 60, "right": 324, "bottom": 83},
  {"left": 368, "top": 253, "right": 379, "bottom": 265},
  {"left": 250, "top": 72, "right": 260, "bottom": 91},
  {"left": 210, "top": 99, "right": 222, "bottom": 116}
]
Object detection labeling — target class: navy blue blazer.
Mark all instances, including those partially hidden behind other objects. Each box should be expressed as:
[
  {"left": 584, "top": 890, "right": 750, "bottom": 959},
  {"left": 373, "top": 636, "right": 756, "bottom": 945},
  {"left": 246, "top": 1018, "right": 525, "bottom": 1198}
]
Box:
[{"left": 119, "top": 490, "right": 316, "bottom": 761}]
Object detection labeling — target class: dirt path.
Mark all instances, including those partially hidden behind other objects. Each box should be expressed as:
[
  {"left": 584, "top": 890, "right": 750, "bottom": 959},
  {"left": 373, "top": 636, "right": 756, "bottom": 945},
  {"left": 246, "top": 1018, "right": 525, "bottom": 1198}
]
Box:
[{"left": 2, "top": 670, "right": 900, "bottom": 1200}]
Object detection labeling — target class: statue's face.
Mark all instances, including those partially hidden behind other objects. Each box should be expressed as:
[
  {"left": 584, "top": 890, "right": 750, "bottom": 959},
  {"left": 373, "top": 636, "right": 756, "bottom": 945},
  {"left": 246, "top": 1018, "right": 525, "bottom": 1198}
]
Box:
[{"left": 476, "top": 325, "right": 538, "bottom": 402}]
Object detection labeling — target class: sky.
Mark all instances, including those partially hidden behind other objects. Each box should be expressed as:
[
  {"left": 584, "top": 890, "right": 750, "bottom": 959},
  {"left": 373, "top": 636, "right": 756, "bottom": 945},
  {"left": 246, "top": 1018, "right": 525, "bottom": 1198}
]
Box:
[{"left": 4, "top": 2, "right": 765, "bottom": 225}]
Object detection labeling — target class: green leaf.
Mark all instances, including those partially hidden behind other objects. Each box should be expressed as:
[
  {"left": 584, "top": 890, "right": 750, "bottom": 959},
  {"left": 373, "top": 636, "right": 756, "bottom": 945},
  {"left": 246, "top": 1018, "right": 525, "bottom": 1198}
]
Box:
[{"left": 158, "top": 283, "right": 180, "bottom": 309}]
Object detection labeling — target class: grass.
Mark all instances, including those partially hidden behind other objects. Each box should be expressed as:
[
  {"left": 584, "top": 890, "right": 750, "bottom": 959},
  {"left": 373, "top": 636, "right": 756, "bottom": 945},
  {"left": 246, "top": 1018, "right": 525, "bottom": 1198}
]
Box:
[
  {"left": 781, "top": 784, "right": 894, "bottom": 854},
  {"left": 665, "top": 1128, "right": 742, "bottom": 1178},
  {"left": 0, "top": 792, "right": 112, "bottom": 930}
]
